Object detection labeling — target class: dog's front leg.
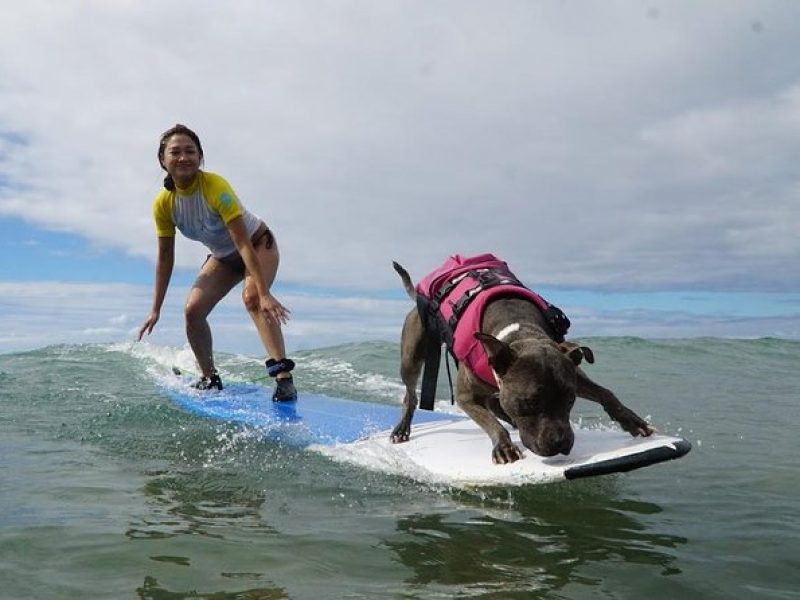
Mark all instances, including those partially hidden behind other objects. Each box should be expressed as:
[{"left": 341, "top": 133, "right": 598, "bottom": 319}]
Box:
[
  {"left": 457, "top": 371, "right": 523, "bottom": 464},
  {"left": 576, "top": 369, "right": 654, "bottom": 437}
]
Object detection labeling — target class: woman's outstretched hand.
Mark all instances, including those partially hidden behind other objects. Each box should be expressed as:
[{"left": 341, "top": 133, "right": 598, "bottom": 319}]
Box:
[
  {"left": 138, "top": 311, "right": 160, "bottom": 340},
  {"left": 260, "top": 293, "right": 290, "bottom": 324}
]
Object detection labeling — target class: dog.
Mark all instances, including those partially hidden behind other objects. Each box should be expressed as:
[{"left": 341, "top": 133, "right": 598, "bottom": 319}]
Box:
[{"left": 390, "top": 256, "right": 654, "bottom": 464}]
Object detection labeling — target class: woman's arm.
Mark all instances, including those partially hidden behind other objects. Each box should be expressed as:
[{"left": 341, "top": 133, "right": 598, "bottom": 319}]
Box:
[{"left": 138, "top": 236, "right": 175, "bottom": 340}]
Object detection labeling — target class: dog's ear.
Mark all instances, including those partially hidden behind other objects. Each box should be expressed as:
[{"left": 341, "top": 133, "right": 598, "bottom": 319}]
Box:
[
  {"left": 475, "top": 332, "right": 515, "bottom": 376},
  {"left": 580, "top": 346, "right": 595, "bottom": 364},
  {"left": 559, "top": 341, "right": 595, "bottom": 366}
]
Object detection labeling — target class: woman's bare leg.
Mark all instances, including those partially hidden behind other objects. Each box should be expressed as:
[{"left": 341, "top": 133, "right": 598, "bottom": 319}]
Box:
[
  {"left": 185, "top": 258, "right": 242, "bottom": 377},
  {"left": 242, "top": 241, "right": 290, "bottom": 377}
]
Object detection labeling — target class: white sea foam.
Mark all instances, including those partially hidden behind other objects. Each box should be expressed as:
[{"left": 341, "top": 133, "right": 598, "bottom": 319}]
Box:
[
  {"left": 300, "top": 354, "right": 405, "bottom": 400},
  {"left": 312, "top": 441, "right": 443, "bottom": 485}
]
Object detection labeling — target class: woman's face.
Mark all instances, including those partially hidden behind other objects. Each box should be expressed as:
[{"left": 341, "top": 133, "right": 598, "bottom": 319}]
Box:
[{"left": 161, "top": 133, "right": 201, "bottom": 186}]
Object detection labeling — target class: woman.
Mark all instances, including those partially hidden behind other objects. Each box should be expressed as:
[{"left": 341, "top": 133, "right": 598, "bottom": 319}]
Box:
[{"left": 138, "top": 124, "right": 297, "bottom": 401}]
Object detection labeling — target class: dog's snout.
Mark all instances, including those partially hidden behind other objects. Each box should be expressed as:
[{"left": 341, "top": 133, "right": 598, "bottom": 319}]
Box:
[
  {"left": 550, "top": 424, "right": 574, "bottom": 455},
  {"left": 528, "top": 423, "right": 574, "bottom": 456},
  {"left": 518, "top": 421, "right": 573, "bottom": 457}
]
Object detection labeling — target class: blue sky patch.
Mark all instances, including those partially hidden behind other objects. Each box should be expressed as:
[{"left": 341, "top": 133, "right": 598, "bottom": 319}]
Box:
[{"left": 0, "top": 217, "right": 193, "bottom": 285}]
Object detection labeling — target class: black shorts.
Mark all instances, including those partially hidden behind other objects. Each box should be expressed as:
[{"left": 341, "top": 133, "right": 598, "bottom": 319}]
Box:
[{"left": 207, "top": 223, "right": 275, "bottom": 277}]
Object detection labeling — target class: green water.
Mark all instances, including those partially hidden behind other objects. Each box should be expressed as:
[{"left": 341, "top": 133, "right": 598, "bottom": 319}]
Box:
[{"left": 1, "top": 339, "right": 798, "bottom": 599}]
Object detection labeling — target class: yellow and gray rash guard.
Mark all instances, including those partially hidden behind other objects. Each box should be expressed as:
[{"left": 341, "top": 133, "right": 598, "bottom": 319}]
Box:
[{"left": 152, "top": 171, "right": 261, "bottom": 258}]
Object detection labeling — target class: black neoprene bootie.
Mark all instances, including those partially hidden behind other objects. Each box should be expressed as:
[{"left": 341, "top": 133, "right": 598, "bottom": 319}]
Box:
[
  {"left": 272, "top": 376, "right": 297, "bottom": 402},
  {"left": 193, "top": 370, "right": 223, "bottom": 391},
  {"left": 266, "top": 358, "right": 297, "bottom": 402}
]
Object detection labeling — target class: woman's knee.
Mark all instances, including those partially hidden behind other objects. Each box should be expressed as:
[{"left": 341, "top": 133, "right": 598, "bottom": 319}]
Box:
[
  {"left": 242, "top": 287, "right": 259, "bottom": 312},
  {"left": 184, "top": 298, "right": 210, "bottom": 323}
]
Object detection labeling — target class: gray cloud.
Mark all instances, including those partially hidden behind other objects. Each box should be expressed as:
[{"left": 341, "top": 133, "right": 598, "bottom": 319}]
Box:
[{"left": 1, "top": 1, "right": 798, "bottom": 295}]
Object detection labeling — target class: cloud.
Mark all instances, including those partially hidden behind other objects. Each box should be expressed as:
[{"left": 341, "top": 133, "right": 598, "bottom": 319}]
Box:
[
  {"left": 0, "top": 0, "right": 798, "bottom": 299},
  {"left": 0, "top": 281, "right": 797, "bottom": 355}
]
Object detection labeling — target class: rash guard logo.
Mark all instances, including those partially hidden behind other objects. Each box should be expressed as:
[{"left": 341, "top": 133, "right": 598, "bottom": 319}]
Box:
[{"left": 219, "top": 192, "right": 236, "bottom": 207}]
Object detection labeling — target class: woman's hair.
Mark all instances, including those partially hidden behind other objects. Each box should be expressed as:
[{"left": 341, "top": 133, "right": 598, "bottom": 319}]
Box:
[{"left": 157, "top": 124, "right": 204, "bottom": 191}]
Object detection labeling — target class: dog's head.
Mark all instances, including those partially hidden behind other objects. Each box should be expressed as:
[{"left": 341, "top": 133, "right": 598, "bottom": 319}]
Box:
[{"left": 475, "top": 333, "right": 594, "bottom": 457}]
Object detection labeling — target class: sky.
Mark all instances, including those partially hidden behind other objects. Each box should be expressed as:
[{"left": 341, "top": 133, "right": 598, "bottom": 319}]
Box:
[{"left": 1, "top": 1, "right": 799, "bottom": 356}]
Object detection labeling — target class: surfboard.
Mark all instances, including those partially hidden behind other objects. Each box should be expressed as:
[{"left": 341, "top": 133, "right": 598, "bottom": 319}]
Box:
[
  {"left": 164, "top": 379, "right": 453, "bottom": 446},
  {"left": 162, "top": 378, "right": 691, "bottom": 486},
  {"left": 334, "top": 419, "right": 691, "bottom": 486}
]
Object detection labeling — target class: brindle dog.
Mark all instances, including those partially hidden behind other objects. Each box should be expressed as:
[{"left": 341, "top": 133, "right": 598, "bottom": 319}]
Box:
[{"left": 390, "top": 261, "right": 654, "bottom": 464}]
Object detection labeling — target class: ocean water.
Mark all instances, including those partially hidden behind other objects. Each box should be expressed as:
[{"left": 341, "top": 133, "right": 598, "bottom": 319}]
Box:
[{"left": 1, "top": 338, "right": 798, "bottom": 599}]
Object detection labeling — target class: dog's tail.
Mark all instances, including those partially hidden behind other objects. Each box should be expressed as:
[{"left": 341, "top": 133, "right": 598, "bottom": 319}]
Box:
[{"left": 392, "top": 261, "right": 416, "bottom": 300}]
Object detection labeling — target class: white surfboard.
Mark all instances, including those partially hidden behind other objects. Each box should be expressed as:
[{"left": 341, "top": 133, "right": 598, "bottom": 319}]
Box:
[
  {"left": 161, "top": 376, "right": 690, "bottom": 487},
  {"left": 317, "top": 419, "right": 691, "bottom": 486},
  {"left": 317, "top": 418, "right": 690, "bottom": 486}
]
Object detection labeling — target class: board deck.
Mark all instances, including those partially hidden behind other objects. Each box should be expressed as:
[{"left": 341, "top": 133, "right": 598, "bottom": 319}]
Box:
[
  {"left": 163, "top": 379, "right": 690, "bottom": 486},
  {"left": 165, "top": 380, "right": 452, "bottom": 445},
  {"left": 337, "top": 419, "right": 691, "bottom": 485}
]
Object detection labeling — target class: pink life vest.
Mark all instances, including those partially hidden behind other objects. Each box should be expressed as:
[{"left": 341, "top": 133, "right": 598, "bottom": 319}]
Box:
[{"left": 416, "top": 254, "right": 553, "bottom": 387}]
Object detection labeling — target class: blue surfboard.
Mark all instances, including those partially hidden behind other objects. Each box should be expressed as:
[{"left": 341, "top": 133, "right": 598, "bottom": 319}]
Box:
[{"left": 165, "top": 380, "right": 454, "bottom": 446}]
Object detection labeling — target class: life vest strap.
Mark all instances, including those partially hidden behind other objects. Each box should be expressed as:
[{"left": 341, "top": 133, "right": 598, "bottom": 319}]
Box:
[{"left": 446, "top": 268, "right": 525, "bottom": 331}]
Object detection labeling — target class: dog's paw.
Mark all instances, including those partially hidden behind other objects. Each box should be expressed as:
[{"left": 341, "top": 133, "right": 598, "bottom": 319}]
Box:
[
  {"left": 492, "top": 441, "right": 523, "bottom": 464},
  {"left": 390, "top": 426, "right": 411, "bottom": 444},
  {"left": 614, "top": 406, "right": 654, "bottom": 437}
]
